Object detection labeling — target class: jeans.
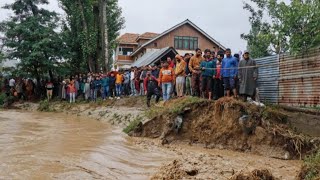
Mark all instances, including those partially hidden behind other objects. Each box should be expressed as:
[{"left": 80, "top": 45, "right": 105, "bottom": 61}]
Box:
[
  {"left": 102, "top": 86, "right": 109, "bottom": 99},
  {"left": 116, "top": 84, "right": 122, "bottom": 97},
  {"left": 185, "top": 76, "right": 192, "bottom": 96},
  {"left": 162, "top": 82, "right": 172, "bottom": 101},
  {"left": 69, "top": 92, "right": 75, "bottom": 103},
  {"left": 93, "top": 89, "right": 98, "bottom": 101},
  {"left": 130, "top": 80, "right": 136, "bottom": 95},
  {"left": 139, "top": 82, "right": 144, "bottom": 96}
]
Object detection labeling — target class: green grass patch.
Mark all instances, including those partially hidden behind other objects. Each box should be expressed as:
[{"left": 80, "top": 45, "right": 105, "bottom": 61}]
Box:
[
  {"left": 145, "top": 96, "right": 207, "bottom": 119},
  {"left": 303, "top": 150, "right": 320, "bottom": 180},
  {"left": 123, "top": 115, "right": 143, "bottom": 134},
  {"left": 38, "top": 100, "right": 55, "bottom": 112},
  {"left": 0, "top": 93, "right": 6, "bottom": 105}
]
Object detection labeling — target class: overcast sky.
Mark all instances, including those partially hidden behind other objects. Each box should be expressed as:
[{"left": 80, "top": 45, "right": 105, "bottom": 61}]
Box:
[{"left": 0, "top": 0, "right": 251, "bottom": 52}]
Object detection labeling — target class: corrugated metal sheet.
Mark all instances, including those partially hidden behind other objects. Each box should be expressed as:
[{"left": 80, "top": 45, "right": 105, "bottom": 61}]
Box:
[
  {"left": 255, "top": 55, "right": 279, "bottom": 104},
  {"left": 131, "top": 47, "right": 177, "bottom": 67},
  {"left": 278, "top": 48, "right": 320, "bottom": 107}
]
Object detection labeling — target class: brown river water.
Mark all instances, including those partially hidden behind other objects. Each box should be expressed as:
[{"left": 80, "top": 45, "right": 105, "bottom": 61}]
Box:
[
  {"left": 0, "top": 111, "right": 175, "bottom": 180},
  {"left": 0, "top": 110, "right": 302, "bottom": 180}
]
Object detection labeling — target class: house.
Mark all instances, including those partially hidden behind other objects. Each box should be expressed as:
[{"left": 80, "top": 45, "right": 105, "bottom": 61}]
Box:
[{"left": 115, "top": 19, "right": 226, "bottom": 68}]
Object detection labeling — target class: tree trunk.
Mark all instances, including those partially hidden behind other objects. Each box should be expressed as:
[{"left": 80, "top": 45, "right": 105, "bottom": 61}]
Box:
[
  {"left": 99, "top": 0, "right": 109, "bottom": 72},
  {"left": 78, "top": 0, "right": 94, "bottom": 72}
]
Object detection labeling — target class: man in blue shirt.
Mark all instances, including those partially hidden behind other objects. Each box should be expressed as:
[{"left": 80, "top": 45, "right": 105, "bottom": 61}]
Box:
[{"left": 222, "top": 48, "right": 238, "bottom": 97}]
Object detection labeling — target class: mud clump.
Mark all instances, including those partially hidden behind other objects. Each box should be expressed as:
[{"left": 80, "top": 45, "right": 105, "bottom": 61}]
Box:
[
  {"left": 230, "top": 169, "right": 277, "bottom": 180},
  {"left": 131, "top": 97, "right": 320, "bottom": 159}
]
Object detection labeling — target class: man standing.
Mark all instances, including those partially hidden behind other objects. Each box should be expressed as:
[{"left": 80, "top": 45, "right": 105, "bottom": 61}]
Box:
[
  {"left": 189, "top": 48, "right": 204, "bottom": 97},
  {"left": 222, "top": 48, "right": 238, "bottom": 97},
  {"left": 151, "top": 64, "right": 160, "bottom": 79},
  {"left": 200, "top": 49, "right": 216, "bottom": 100},
  {"left": 174, "top": 55, "right": 186, "bottom": 98},
  {"left": 214, "top": 50, "right": 224, "bottom": 100},
  {"left": 238, "top": 51, "right": 258, "bottom": 101},
  {"left": 144, "top": 71, "right": 161, "bottom": 107},
  {"left": 184, "top": 53, "right": 192, "bottom": 96},
  {"left": 159, "top": 60, "right": 175, "bottom": 101}
]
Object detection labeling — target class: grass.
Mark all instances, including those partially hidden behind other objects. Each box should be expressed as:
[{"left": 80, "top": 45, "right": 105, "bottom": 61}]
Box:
[
  {"left": 0, "top": 93, "right": 6, "bottom": 106},
  {"left": 303, "top": 150, "right": 320, "bottom": 180},
  {"left": 38, "top": 100, "right": 55, "bottom": 112},
  {"left": 145, "top": 96, "right": 207, "bottom": 119},
  {"left": 123, "top": 115, "right": 143, "bottom": 134}
]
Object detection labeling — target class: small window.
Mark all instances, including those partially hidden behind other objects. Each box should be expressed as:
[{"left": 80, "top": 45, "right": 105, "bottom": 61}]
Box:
[{"left": 154, "top": 42, "right": 158, "bottom": 48}]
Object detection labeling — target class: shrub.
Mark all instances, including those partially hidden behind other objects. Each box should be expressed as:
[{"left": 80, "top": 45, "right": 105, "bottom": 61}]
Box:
[{"left": 123, "top": 116, "right": 143, "bottom": 134}]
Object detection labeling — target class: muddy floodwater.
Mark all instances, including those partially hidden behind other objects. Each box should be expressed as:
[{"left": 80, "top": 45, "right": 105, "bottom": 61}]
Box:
[
  {"left": 0, "top": 111, "right": 175, "bottom": 179},
  {"left": 0, "top": 110, "right": 302, "bottom": 179}
]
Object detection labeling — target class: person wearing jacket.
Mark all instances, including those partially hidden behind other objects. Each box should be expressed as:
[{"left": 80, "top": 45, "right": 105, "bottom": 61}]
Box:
[
  {"left": 101, "top": 75, "right": 110, "bottom": 100},
  {"left": 93, "top": 77, "right": 101, "bottom": 102},
  {"left": 144, "top": 71, "right": 161, "bottom": 107},
  {"left": 214, "top": 50, "right": 225, "bottom": 100},
  {"left": 189, "top": 48, "right": 204, "bottom": 97},
  {"left": 175, "top": 55, "right": 186, "bottom": 98},
  {"left": 221, "top": 48, "right": 238, "bottom": 97},
  {"left": 159, "top": 60, "right": 175, "bottom": 101},
  {"left": 238, "top": 51, "right": 258, "bottom": 101},
  {"left": 109, "top": 73, "right": 116, "bottom": 99},
  {"left": 200, "top": 49, "right": 216, "bottom": 100}
]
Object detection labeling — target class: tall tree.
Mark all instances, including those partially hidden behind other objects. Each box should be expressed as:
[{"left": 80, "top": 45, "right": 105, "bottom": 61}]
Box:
[
  {"left": 60, "top": 0, "right": 124, "bottom": 73},
  {"left": 242, "top": 0, "right": 320, "bottom": 57},
  {"left": 0, "top": 0, "right": 63, "bottom": 81}
]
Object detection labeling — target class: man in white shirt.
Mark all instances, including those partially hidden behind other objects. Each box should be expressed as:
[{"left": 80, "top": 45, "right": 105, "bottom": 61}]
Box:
[
  {"left": 130, "top": 67, "right": 136, "bottom": 96},
  {"left": 9, "top": 78, "right": 15, "bottom": 88}
]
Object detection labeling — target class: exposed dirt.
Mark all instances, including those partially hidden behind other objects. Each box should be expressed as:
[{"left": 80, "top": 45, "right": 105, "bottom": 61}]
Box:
[{"left": 131, "top": 97, "right": 320, "bottom": 160}]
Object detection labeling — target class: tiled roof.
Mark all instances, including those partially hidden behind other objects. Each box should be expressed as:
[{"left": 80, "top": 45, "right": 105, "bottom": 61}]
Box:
[
  {"left": 139, "top": 32, "right": 159, "bottom": 39},
  {"left": 117, "top": 33, "right": 139, "bottom": 44}
]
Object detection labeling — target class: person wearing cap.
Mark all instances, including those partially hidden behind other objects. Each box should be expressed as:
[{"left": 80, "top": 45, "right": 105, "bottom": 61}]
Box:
[
  {"left": 200, "top": 49, "right": 216, "bottom": 100},
  {"left": 221, "top": 48, "right": 238, "bottom": 97},
  {"left": 189, "top": 48, "right": 204, "bottom": 97},
  {"left": 144, "top": 71, "right": 161, "bottom": 107},
  {"left": 238, "top": 51, "right": 258, "bottom": 101},
  {"left": 175, "top": 55, "right": 186, "bottom": 98},
  {"left": 214, "top": 50, "right": 225, "bottom": 99}
]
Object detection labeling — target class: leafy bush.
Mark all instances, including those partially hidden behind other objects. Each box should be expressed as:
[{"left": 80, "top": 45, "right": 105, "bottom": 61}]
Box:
[
  {"left": 0, "top": 93, "right": 6, "bottom": 105},
  {"left": 38, "top": 100, "right": 54, "bottom": 112},
  {"left": 304, "top": 150, "right": 320, "bottom": 180},
  {"left": 123, "top": 116, "right": 143, "bottom": 134}
]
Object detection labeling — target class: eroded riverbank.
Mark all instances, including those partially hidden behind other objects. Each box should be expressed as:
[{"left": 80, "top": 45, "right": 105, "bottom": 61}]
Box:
[{"left": 2, "top": 97, "right": 318, "bottom": 179}]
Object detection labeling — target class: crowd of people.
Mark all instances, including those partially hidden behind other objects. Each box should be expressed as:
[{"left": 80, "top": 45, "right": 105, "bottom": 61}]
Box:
[{"left": 2, "top": 48, "right": 258, "bottom": 107}]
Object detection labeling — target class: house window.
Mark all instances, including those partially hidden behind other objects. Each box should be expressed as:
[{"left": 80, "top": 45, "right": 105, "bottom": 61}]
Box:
[
  {"left": 154, "top": 42, "right": 158, "bottom": 48},
  {"left": 118, "top": 47, "right": 134, "bottom": 56},
  {"left": 174, "top": 36, "right": 198, "bottom": 50}
]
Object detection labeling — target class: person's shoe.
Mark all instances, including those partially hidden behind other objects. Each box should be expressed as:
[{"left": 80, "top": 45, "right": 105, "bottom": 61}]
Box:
[
  {"left": 117, "top": 97, "right": 120, "bottom": 100},
  {"left": 109, "top": 97, "right": 113, "bottom": 100}
]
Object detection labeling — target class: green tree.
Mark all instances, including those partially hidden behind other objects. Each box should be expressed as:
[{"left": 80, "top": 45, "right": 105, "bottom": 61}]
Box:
[
  {"left": 0, "top": 0, "right": 63, "bottom": 81},
  {"left": 242, "top": 0, "right": 320, "bottom": 57},
  {"left": 60, "top": 0, "right": 124, "bottom": 73}
]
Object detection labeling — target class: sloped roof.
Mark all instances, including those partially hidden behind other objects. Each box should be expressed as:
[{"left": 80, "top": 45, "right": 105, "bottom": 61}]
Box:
[
  {"left": 117, "top": 33, "right": 139, "bottom": 44},
  {"left": 131, "top": 47, "right": 178, "bottom": 67},
  {"left": 138, "top": 32, "right": 159, "bottom": 39},
  {"left": 131, "top": 19, "right": 226, "bottom": 56}
]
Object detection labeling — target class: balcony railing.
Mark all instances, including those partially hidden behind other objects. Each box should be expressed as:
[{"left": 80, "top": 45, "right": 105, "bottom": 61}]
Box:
[{"left": 117, "top": 55, "right": 133, "bottom": 61}]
